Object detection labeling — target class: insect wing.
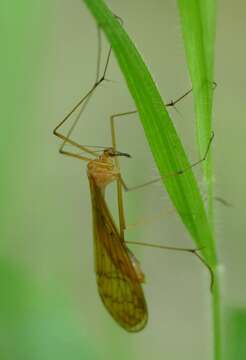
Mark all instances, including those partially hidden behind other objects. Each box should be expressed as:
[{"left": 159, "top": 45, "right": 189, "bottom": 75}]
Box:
[{"left": 89, "top": 178, "right": 148, "bottom": 332}]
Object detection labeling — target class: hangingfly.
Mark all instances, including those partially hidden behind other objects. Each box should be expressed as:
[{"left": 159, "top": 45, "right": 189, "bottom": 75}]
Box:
[
  {"left": 87, "top": 148, "right": 148, "bottom": 331},
  {"left": 53, "top": 19, "right": 214, "bottom": 332}
]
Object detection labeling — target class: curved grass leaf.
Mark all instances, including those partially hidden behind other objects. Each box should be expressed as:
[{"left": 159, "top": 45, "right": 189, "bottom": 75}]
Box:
[
  {"left": 177, "top": 0, "right": 216, "bottom": 227},
  {"left": 176, "top": 3, "right": 221, "bottom": 360},
  {"left": 226, "top": 307, "right": 246, "bottom": 360}
]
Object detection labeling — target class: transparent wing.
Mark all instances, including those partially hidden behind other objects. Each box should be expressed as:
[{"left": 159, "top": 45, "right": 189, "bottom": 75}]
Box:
[
  {"left": 89, "top": 178, "right": 148, "bottom": 332},
  {"left": 95, "top": 229, "right": 148, "bottom": 332}
]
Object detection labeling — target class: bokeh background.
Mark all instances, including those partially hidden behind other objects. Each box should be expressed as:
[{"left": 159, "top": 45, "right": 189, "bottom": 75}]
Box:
[{"left": 1, "top": 1, "right": 245, "bottom": 359}]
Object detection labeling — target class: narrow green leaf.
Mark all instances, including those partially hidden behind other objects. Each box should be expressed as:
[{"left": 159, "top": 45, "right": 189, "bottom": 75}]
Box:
[
  {"left": 177, "top": 3, "right": 220, "bottom": 360},
  {"left": 177, "top": 0, "right": 217, "bottom": 226},
  {"left": 82, "top": 0, "right": 215, "bottom": 265},
  {"left": 225, "top": 307, "right": 246, "bottom": 360}
]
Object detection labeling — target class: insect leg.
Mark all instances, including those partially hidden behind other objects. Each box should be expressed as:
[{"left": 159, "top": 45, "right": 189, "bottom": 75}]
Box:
[
  {"left": 110, "top": 111, "right": 133, "bottom": 236},
  {"left": 126, "top": 240, "right": 214, "bottom": 291},
  {"left": 165, "top": 81, "right": 217, "bottom": 110},
  {"left": 109, "top": 102, "right": 195, "bottom": 234},
  {"left": 53, "top": 25, "right": 112, "bottom": 160},
  {"left": 119, "top": 131, "right": 214, "bottom": 192},
  {"left": 110, "top": 107, "right": 214, "bottom": 192},
  {"left": 110, "top": 110, "right": 214, "bottom": 290},
  {"left": 108, "top": 82, "right": 191, "bottom": 232}
]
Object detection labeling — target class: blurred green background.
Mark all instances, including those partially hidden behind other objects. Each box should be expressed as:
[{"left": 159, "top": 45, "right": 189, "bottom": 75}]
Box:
[{"left": 1, "top": 1, "right": 245, "bottom": 359}]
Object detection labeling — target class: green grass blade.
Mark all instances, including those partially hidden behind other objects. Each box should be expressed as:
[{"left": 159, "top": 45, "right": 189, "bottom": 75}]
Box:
[
  {"left": 177, "top": 3, "right": 220, "bottom": 360},
  {"left": 83, "top": 0, "right": 215, "bottom": 264},
  {"left": 177, "top": 0, "right": 217, "bottom": 226},
  {"left": 225, "top": 307, "right": 246, "bottom": 360}
]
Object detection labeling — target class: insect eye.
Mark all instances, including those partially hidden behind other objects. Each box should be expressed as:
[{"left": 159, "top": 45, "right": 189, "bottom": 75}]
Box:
[
  {"left": 104, "top": 148, "right": 115, "bottom": 157},
  {"left": 109, "top": 149, "right": 115, "bottom": 156}
]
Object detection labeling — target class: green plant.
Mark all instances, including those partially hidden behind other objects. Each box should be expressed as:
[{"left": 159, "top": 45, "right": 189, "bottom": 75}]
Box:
[{"left": 83, "top": 0, "right": 220, "bottom": 359}]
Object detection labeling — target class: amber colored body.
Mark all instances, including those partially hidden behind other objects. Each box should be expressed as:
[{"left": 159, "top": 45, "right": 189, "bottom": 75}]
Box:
[{"left": 87, "top": 151, "right": 148, "bottom": 332}]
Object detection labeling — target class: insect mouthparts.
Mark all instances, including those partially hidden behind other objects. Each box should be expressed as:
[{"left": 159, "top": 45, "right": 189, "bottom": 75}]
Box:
[{"left": 116, "top": 151, "right": 131, "bottom": 158}]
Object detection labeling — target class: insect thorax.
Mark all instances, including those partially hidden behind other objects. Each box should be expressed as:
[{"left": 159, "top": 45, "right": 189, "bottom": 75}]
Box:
[{"left": 87, "top": 155, "right": 119, "bottom": 189}]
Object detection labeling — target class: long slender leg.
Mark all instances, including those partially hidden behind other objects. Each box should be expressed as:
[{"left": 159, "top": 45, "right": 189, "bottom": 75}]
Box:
[
  {"left": 108, "top": 61, "right": 185, "bottom": 232},
  {"left": 110, "top": 109, "right": 214, "bottom": 290},
  {"left": 110, "top": 109, "right": 126, "bottom": 236},
  {"left": 53, "top": 25, "right": 112, "bottom": 159},
  {"left": 110, "top": 108, "right": 214, "bottom": 192},
  {"left": 119, "top": 131, "right": 214, "bottom": 192},
  {"left": 126, "top": 240, "right": 214, "bottom": 291},
  {"left": 53, "top": 86, "right": 99, "bottom": 158},
  {"left": 123, "top": 207, "right": 214, "bottom": 290},
  {"left": 165, "top": 87, "right": 193, "bottom": 108},
  {"left": 165, "top": 81, "right": 217, "bottom": 109},
  {"left": 108, "top": 87, "right": 196, "bottom": 132},
  {"left": 109, "top": 104, "right": 212, "bottom": 234},
  {"left": 109, "top": 87, "right": 200, "bottom": 185}
]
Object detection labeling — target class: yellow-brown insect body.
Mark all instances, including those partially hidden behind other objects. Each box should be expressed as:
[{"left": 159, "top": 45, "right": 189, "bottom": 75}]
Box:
[
  {"left": 87, "top": 150, "right": 118, "bottom": 190},
  {"left": 87, "top": 150, "right": 148, "bottom": 332}
]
